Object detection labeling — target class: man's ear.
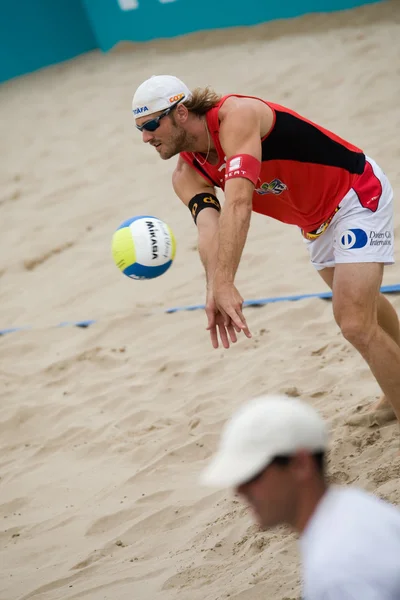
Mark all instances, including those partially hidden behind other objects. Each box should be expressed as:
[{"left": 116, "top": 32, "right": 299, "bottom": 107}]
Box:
[{"left": 175, "top": 104, "right": 189, "bottom": 123}]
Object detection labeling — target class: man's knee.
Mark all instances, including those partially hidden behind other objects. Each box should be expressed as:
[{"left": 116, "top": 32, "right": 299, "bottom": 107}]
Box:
[
  {"left": 339, "top": 319, "right": 374, "bottom": 351},
  {"left": 335, "top": 308, "right": 377, "bottom": 351},
  {"left": 332, "top": 263, "right": 383, "bottom": 351}
]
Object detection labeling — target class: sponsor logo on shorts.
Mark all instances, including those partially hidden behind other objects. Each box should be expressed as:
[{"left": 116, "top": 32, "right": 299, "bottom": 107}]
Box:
[
  {"left": 133, "top": 106, "right": 149, "bottom": 115},
  {"left": 339, "top": 228, "right": 392, "bottom": 250},
  {"left": 255, "top": 178, "right": 287, "bottom": 196},
  {"left": 339, "top": 229, "right": 368, "bottom": 249},
  {"left": 369, "top": 231, "right": 392, "bottom": 246}
]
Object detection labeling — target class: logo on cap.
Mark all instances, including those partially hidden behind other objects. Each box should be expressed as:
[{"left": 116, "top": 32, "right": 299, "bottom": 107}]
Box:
[
  {"left": 169, "top": 93, "right": 185, "bottom": 103},
  {"left": 133, "top": 106, "right": 149, "bottom": 115}
]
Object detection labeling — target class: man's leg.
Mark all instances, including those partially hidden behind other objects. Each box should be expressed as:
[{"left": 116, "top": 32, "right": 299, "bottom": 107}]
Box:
[
  {"left": 329, "top": 262, "right": 400, "bottom": 422},
  {"left": 376, "top": 294, "right": 400, "bottom": 345},
  {"left": 318, "top": 266, "right": 400, "bottom": 413},
  {"left": 372, "top": 293, "right": 400, "bottom": 411}
]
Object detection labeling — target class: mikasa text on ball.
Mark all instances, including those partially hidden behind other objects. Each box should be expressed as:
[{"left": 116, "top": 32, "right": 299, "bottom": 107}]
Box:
[{"left": 112, "top": 215, "right": 176, "bottom": 280}]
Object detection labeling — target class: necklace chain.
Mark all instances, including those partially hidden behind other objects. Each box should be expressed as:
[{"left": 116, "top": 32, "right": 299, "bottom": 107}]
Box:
[{"left": 196, "top": 118, "right": 211, "bottom": 166}]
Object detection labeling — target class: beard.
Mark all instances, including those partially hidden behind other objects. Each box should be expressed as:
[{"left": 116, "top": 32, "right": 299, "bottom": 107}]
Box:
[{"left": 157, "top": 117, "right": 198, "bottom": 160}]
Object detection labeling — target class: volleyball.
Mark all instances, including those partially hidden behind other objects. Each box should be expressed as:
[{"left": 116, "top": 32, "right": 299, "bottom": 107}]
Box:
[{"left": 111, "top": 215, "right": 176, "bottom": 280}]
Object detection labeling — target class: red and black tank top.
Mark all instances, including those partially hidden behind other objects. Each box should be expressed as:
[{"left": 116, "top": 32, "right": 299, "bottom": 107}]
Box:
[{"left": 180, "top": 94, "right": 366, "bottom": 232}]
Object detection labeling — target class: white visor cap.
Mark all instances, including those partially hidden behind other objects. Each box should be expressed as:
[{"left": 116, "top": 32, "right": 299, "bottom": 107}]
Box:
[{"left": 132, "top": 75, "right": 192, "bottom": 118}]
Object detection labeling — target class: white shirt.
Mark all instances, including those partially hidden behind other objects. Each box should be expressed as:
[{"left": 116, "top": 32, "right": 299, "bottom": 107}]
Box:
[{"left": 300, "top": 486, "right": 400, "bottom": 600}]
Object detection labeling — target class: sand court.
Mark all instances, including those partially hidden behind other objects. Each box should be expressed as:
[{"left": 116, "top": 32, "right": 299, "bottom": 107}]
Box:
[{"left": 1, "top": 1, "right": 400, "bottom": 598}]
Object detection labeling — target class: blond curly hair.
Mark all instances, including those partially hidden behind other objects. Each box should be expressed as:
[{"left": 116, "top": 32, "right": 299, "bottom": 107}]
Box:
[{"left": 183, "top": 86, "right": 222, "bottom": 116}]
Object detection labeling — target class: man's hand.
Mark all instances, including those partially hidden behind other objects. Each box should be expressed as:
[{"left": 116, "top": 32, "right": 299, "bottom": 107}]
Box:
[
  {"left": 210, "top": 275, "right": 252, "bottom": 346},
  {"left": 205, "top": 288, "right": 242, "bottom": 349}
]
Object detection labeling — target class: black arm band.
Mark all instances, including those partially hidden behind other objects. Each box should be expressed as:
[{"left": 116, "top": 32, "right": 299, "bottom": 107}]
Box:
[{"left": 188, "top": 193, "right": 221, "bottom": 225}]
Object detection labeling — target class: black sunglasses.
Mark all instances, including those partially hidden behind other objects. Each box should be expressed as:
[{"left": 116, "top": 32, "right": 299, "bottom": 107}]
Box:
[{"left": 135, "top": 100, "right": 181, "bottom": 133}]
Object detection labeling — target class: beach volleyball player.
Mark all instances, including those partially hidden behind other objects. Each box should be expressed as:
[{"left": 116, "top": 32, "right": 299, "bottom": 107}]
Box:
[{"left": 132, "top": 75, "right": 400, "bottom": 423}]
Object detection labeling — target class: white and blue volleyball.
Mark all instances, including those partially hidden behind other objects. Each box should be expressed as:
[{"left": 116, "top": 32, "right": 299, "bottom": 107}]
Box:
[{"left": 112, "top": 215, "right": 176, "bottom": 279}]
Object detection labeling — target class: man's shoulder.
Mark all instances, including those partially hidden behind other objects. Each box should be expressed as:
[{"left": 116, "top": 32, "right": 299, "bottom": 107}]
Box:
[
  {"left": 303, "top": 486, "right": 400, "bottom": 555},
  {"left": 337, "top": 486, "right": 400, "bottom": 515}
]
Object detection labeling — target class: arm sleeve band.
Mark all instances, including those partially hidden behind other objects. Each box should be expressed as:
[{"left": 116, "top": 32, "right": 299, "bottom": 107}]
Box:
[
  {"left": 224, "top": 154, "right": 261, "bottom": 187},
  {"left": 188, "top": 193, "right": 221, "bottom": 225}
]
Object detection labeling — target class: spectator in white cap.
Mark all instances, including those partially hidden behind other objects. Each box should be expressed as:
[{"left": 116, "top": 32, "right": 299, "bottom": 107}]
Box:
[{"left": 200, "top": 394, "right": 400, "bottom": 599}]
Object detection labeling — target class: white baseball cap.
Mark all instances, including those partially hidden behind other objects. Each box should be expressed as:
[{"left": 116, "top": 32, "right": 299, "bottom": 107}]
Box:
[
  {"left": 200, "top": 395, "right": 328, "bottom": 488},
  {"left": 132, "top": 75, "right": 192, "bottom": 118}
]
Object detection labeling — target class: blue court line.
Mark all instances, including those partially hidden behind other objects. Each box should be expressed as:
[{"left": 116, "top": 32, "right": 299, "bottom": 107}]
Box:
[
  {"left": 0, "top": 320, "right": 96, "bottom": 336},
  {"left": 1, "top": 285, "right": 400, "bottom": 335},
  {"left": 57, "top": 320, "right": 96, "bottom": 328},
  {"left": 164, "top": 284, "right": 400, "bottom": 314}
]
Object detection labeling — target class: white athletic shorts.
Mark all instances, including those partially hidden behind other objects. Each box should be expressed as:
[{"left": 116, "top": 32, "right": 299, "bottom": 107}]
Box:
[{"left": 304, "top": 156, "right": 394, "bottom": 270}]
